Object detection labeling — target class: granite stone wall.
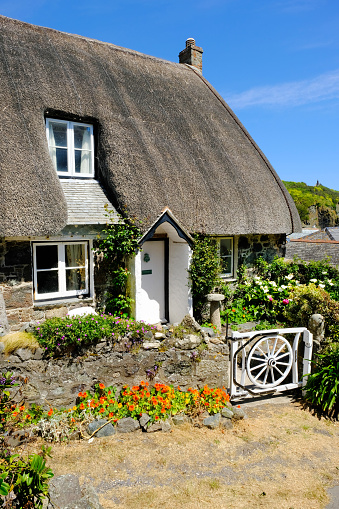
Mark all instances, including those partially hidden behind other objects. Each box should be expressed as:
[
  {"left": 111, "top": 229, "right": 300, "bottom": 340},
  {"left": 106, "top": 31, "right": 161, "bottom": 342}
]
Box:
[
  {"left": 1, "top": 342, "right": 230, "bottom": 408},
  {"left": 238, "top": 233, "right": 286, "bottom": 267}
]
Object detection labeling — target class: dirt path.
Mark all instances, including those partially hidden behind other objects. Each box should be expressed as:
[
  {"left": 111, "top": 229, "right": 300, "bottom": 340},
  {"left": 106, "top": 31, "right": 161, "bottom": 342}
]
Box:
[{"left": 39, "top": 398, "right": 339, "bottom": 508}]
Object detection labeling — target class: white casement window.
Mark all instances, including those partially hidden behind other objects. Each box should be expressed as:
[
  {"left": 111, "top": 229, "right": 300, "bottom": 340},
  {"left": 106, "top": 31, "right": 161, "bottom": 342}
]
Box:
[
  {"left": 46, "top": 118, "right": 94, "bottom": 177},
  {"left": 33, "top": 242, "right": 89, "bottom": 300},
  {"left": 219, "top": 237, "right": 233, "bottom": 277}
]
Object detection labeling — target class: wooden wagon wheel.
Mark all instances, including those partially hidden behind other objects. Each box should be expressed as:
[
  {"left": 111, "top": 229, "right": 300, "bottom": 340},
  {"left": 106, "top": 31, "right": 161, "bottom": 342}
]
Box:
[{"left": 246, "top": 335, "right": 293, "bottom": 388}]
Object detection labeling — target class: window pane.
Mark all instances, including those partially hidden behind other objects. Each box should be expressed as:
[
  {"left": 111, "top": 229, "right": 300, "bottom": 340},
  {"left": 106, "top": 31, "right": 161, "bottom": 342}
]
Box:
[
  {"left": 36, "top": 245, "right": 58, "bottom": 270},
  {"left": 65, "top": 244, "right": 86, "bottom": 267},
  {"left": 37, "top": 271, "right": 59, "bottom": 294},
  {"left": 55, "top": 148, "right": 68, "bottom": 172},
  {"left": 66, "top": 268, "right": 86, "bottom": 291},
  {"left": 49, "top": 121, "right": 67, "bottom": 147},
  {"left": 74, "top": 150, "right": 92, "bottom": 174},
  {"left": 220, "top": 239, "right": 232, "bottom": 256},
  {"left": 74, "top": 125, "right": 91, "bottom": 150},
  {"left": 221, "top": 257, "right": 232, "bottom": 275}
]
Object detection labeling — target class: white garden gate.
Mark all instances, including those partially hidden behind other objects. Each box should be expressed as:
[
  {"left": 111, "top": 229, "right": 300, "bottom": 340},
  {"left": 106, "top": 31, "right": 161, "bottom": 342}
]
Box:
[{"left": 229, "top": 327, "right": 313, "bottom": 400}]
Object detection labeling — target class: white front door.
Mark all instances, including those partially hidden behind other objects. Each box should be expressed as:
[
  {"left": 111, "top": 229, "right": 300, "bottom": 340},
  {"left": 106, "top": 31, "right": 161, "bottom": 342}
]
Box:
[{"left": 139, "top": 240, "right": 166, "bottom": 324}]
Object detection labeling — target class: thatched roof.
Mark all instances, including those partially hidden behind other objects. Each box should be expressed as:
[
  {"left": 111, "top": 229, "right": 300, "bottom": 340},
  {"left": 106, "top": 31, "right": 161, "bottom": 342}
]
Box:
[{"left": 0, "top": 16, "right": 301, "bottom": 237}]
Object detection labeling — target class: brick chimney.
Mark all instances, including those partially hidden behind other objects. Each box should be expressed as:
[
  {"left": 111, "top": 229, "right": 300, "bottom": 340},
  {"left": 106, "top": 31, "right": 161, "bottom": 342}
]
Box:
[{"left": 179, "top": 38, "right": 203, "bottom": 74}]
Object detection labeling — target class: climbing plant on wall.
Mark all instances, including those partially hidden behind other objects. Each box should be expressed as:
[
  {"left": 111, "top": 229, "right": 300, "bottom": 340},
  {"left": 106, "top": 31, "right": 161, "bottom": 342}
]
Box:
[
  {"left": 96, "top": 206, "right": 142, "bottom": 315},
  {"left": 189, "top": 233, "right": 222, "bottom": 322}
]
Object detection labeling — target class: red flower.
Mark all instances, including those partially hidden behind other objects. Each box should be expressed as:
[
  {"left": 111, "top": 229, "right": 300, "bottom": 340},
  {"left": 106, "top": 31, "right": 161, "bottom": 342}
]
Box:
[
  {"left": 48, "top": 408, "right": 53, "bottom": 417},
  {"left": 99, "top": 383, "right": 105, "bottom": 390},
  {"left": 99, "top": 408, "right": 105, "bottom": 413}
]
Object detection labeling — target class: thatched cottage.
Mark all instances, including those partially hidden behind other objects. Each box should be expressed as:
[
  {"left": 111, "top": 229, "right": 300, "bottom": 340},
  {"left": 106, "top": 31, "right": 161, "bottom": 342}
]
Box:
[{"left": 0, "top": 16, "right": 301, "bottom": 332}]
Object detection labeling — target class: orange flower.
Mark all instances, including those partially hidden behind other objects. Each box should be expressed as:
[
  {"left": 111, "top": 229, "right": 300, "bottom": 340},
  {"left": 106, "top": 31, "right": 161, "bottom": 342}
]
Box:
[
  {"left": 108, "top": 390, "right": 111, "bottom": 395},
  {"left": 109, "top": 412, "right": 114, "bottom": 418},
  {"left": 80, "top": 403, "right": 85, "bottom": 410},
  {"left": 109, "top": 399, "right": 114, "bottom": 404},
  {"left": 129, "top": 405, "right": 135, "bottom": 411},
  {"left": 48, "top": 408, "right": 53, "bottom": 417},
  {"left": 160, "top": 408, "right": 165, "bottom": 414},
  {"left": 78, "top": 392, "right": 83, "bottom": 397},
  {"left": 82, "top": 392, "right": 87, "bottom": 398},
  {"left": 12, "top": 411, "right": 18, "bottom": 417},
  {"left": 99, "top": 383, "right": 105, "bottom": 389},
  {"left": 155, "top": 415, "right": 159, "bottom": 420},
  {"left": 71, "top": 417, "right": 75, "bottom": 422},
  {"left": 99, "top": 408, "right": 105, "bottom": 413},
  {"left": 19, "top": 405, "right": 25, "bottom": 411},
  {"left": 25, "top": 414, "right": 31, "bottom": 419},
  {"left": 132, "top": 386, "right": 139, "bottom": 391}
]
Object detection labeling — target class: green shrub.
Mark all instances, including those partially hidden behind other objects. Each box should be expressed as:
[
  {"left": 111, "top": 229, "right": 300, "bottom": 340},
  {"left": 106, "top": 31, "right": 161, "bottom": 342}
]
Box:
[
  {"left": 34, "top": 314, "right": 153, "bottom": 356},
  {"left": 304, "top": 346, "right": 339, "bottom": 416},
  {"left": 189, "top": 234, "right": 222, "bottom": 322}
]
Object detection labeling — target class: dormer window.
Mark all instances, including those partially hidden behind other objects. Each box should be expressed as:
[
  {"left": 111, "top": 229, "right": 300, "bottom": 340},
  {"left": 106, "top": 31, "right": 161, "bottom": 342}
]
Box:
[{"left": 46, "top": 118, "right": 94, "bottom": 177}]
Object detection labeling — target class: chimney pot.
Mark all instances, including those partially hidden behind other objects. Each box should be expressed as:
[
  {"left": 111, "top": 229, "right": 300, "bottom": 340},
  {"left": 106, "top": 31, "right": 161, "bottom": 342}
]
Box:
[{"left": 179, "top": 38, "right": 203, "bottom": 74}]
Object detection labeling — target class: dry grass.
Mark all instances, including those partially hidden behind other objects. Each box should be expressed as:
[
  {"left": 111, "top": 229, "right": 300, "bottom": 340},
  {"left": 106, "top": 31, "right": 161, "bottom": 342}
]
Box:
[
  {"left": 23, "top": 402, "right": 339, "bottom": 509},
  {"left": 0, "top": 331, "right": 39, "bottom": 355}
]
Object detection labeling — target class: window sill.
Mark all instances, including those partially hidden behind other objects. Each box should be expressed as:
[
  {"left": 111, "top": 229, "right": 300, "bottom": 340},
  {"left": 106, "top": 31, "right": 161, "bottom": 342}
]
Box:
[
  {"left": 34, "top": 296, "right": 94, "bottom": 308},
  {"left": 220, "top": 277, "right": 237, "bottom": 282}
]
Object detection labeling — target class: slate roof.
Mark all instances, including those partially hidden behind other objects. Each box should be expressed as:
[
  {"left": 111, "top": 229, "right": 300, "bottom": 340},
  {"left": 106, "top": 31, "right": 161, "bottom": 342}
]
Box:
[
  {"left": 59, "top": 180, "right": 118, "bottom": 225},
  {"left": 325, "top": 227, "right": 339, "bottom": 241},
  {"left": 0, "top": 15, "right": 301, "bottom": 237}
]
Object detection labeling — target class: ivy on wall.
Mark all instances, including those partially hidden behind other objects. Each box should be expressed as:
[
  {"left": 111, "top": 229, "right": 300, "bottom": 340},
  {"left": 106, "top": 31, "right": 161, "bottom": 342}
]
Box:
[
  {"left": 96, "top": 207, "right": 141, "bottom": 315},
  {"left": 189, "top": 233, "right": 222, "bottom": 322}
]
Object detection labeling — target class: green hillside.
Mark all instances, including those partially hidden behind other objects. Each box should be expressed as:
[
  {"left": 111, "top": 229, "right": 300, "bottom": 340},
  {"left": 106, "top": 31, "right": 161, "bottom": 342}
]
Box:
[{"left": 283, "top": 181, "right": 339, "bottom": 226}]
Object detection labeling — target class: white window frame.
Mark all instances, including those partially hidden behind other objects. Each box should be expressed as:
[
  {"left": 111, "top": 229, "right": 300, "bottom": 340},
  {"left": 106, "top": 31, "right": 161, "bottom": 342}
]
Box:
[
  {"left": 33, "top": 241, "right": 89, "bottom": 301},
  {"left": 46, "top": 118, "right": 94, "bottom": 178},
  {"left": 219, "top": 237, "right": 234, "bottom": 278}
]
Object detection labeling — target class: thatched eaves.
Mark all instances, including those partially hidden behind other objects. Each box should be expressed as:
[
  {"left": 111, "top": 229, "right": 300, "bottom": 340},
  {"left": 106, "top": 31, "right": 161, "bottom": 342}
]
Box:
[{"left": 0, "top": 16, "right": 301, "bottom": 237}]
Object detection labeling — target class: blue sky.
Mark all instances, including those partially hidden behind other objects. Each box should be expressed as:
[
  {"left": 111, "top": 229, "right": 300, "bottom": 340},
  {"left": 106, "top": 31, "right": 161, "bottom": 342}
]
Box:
[{"left": 1, "top": 0, "right": 339, "bottom": 189}]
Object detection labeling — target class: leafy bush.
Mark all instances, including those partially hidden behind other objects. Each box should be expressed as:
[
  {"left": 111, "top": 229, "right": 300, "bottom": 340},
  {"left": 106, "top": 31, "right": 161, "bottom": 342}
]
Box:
[
  {"left": 95, "top": 207, "right": 141, "bottom": 315},
  {"left": 304, "top": 346, "right": 339, "bottom": 416},
  {"left": 33, "top": 314, "right": 153, "bottom": 356},
  {"left": 0, "top": 445, "right": 53, "bottom": 508},
  {"left": 189, "top": 234, "right": 222, "bottom": 321}
]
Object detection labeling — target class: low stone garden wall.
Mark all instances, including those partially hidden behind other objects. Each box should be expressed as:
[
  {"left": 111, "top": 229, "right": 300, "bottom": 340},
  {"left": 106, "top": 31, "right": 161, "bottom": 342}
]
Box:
[{"left": 1, "top": 335, "right": 229, "bottom": 409}]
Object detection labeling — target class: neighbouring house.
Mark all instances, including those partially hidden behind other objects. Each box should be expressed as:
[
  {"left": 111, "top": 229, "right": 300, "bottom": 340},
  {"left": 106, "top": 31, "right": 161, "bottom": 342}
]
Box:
[
  {"left": 286, "top": 227, "right": 339, "bottom": 266},
  {"left": 0, "top": 16, "right": 301, "bottom": 333}
]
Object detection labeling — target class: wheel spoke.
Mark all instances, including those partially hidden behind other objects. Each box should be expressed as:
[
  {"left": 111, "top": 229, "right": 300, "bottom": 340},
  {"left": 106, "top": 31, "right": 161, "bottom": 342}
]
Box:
[
  {"left": 275, "top": 352, "right": 290, "bottom": 360},
  {"left": 251, "top": 355, "right": 266, "bottom": 362},
  {"left": 266, "top": 339, "right": 271, "bottom": 355},
  {"left": 270, "top": 367, "right": 275, "bottom": 383},
  {"left": 274, "top": 366, "right": 285, "bottom": 377},
  {"left": 263, "top": 368, "right": 269, "bottom": 385},
  {"left": 275, "top": 343, "right": 288, "bottom": 356},
  {"left": 275, "top": 361, "right": 291, "bottom": 366},
  {"left": 272, "top": 336, "right": 278, "bottom": 355},
  {"left": 254, "top": 365, "right": 268, "bottom": 381},
  {"left": 249, "top": 362, "right": 267, "bottom": 371},
  {"left": 256, "top": 346, "right": 268, "bottom": 358}
]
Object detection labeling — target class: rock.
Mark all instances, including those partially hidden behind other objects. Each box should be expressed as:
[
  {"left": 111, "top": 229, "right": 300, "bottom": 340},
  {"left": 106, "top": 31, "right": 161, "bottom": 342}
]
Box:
[
  {"left": 209, "top": 337, "right": 222, "bottom": 345},
  {"left": 48, "top": 475, "right": 103, "bottom": 509},
  {"left": 147, "top": 419, "right": 171, "bottom": 433},
  {"left": 201, "top": 327, "right": 216, "bottom": 338},
  {"left": 172, "top": 414, "right": 186, "bottom": 426},
  {"left": 87, "top": 419, "right": 116, "bottom": 438},
  {"left": 161, "top": 419, "right": 172, "bottom": 432},
  {"left": 232, "top": 406, "right": 246, "bottom": 420},
  {"left": 117, "top": 417, "right": 140, "bottom": 433},
  {"left": 203, "top": 413, "right": 221, "bottom": 429},
  {"left": 144, "top": 330, "right": 153, "bottom": 339},
  {"left": 48, "top": 474, "right": 83, "bottom": 508},
  {"left": 33, "top": 347, "right": 45, "bottom": 360},
  {"left": 68, "top": 306, "right": 97, "bottom": 317},
  {"left": 139, "top": 413, "right": 150, "bottom": 428},
  {"left": 154, "top": 332, "right": 166, "bottom": 340},
  {"left": 221, "top": 417, "right": 233, "bottom": 430},
  {"left": 221, "top": 407, "right": 234, "bottom": 419},
  {"left": 15, "top": 348, "right": 33, "bottom": 361},
  {"left": 180, "top": 314, "right": 201, "bottom": 332},
  {"left": 142, "top": 341, "right": 161, "bottom": 350},
  {"left": 0, "top": 341, "right": 4, "bottom": 354},
  {"left": 6, "top": 429, "right": 35, "bottom": 448},
  {"left": 174, "top": 334, "right": 201, "bottom": 350}
]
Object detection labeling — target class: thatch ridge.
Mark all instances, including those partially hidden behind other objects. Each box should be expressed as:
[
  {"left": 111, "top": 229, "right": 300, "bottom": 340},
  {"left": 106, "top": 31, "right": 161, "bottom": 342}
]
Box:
[{"left": 0, "top": 15, "right": 301, "bottom": 237}]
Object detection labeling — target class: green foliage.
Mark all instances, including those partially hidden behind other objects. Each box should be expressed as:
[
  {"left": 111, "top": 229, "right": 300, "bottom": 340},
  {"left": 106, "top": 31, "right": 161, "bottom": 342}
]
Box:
[
  {"left": 283, "top": 283, "right": 334, "bottom": 328},
  {"left": 189, "top": 234, "right": 222, "bottom": 321},
  {"left": 96, "top": 206, "right": 142, "bottom": 315},
  {"left": 305, "top": 346, "right": 339, "bottom": 416},
  {"left": 0, "top": 372, "right": 18, "bottom": 432},
  {"left": 283, "top": 180, "right": 339, "bottom": 226},
  {"left": 0, "top": 445, "right": 53, "bottom": 508},
  {"left": 33, "top": 314, "right": 153, "bottom": 356}
]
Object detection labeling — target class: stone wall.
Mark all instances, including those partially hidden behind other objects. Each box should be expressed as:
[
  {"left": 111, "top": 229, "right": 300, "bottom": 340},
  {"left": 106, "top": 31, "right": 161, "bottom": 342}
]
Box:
[
  {"left": 238, "top": 233, "right": 286, "bottom": 266},
  {"left": 0, "top": 239, "right": 107, "bottom": 334},
  {"left": 1, "top": 342, "right": 230, "bottom": 408}
]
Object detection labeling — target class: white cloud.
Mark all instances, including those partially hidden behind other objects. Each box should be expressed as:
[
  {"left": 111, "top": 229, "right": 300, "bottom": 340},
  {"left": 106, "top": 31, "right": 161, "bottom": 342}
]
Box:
[{"left": 226, "top": 69, "right": 339, "bottom": 109}]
